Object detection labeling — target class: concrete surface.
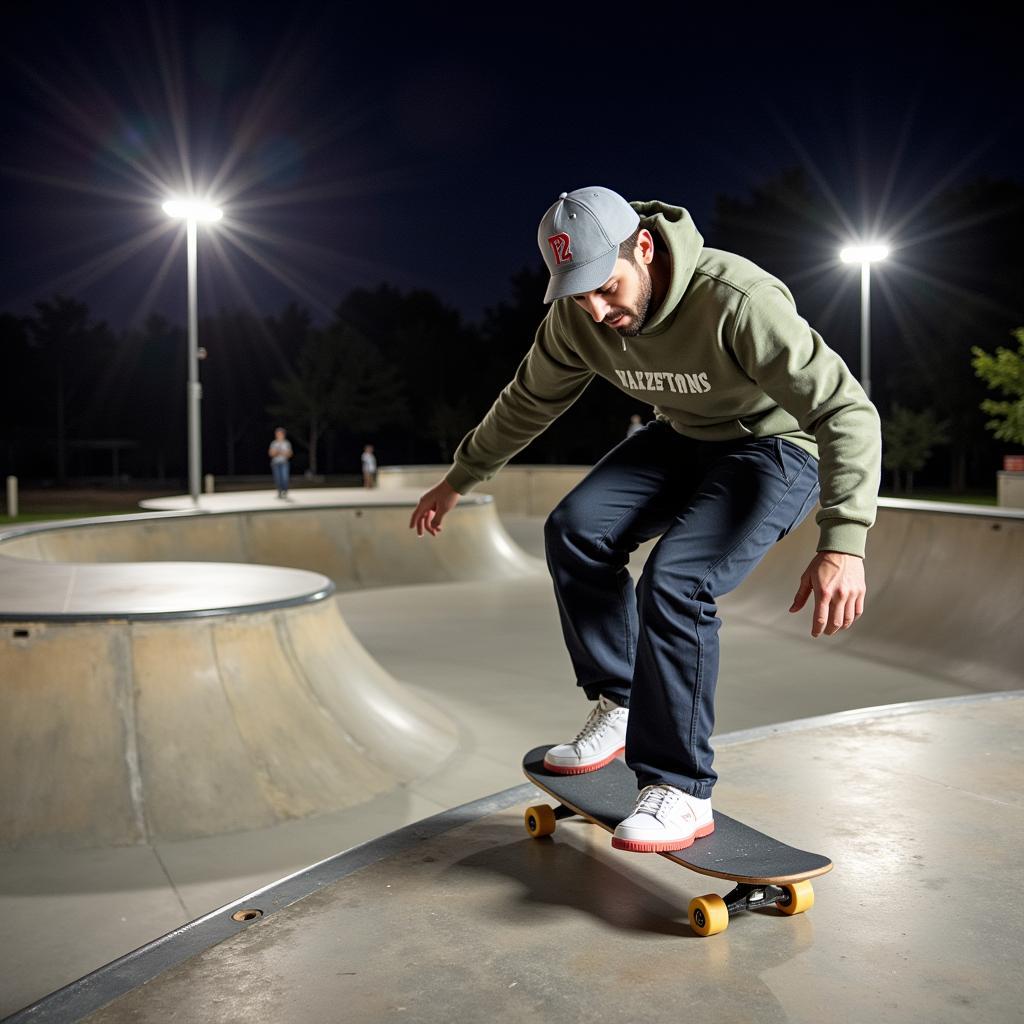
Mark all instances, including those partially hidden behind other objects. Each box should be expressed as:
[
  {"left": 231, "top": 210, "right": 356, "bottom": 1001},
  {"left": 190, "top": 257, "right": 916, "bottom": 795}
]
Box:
[
  {"left": 0, "top": 558, "right": 332, "bottom": 618},
  {"left": 1, "top": 478, "right": 1022, "bottom": 1018},
  {"left": 0, "top": 491, "right": 538, "bottom": 848},
  {"left": 17, "top": 693, "right": 1023, "bottom": 1024},
  {"left": 1, "top": 490, "right": 541, "bottom": 590},
  {"left": 1, "top": 598, "right": 459, "bottom": 846},
  {"left": 378, "top": 464, "right": 588, "bottom": 516},
  {"left": 998, "top": 470, "right": 1024, "bottom": 508}
]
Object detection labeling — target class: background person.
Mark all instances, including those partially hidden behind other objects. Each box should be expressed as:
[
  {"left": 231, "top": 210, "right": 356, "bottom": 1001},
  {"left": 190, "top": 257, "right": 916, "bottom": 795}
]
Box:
[
  {"left": 268, "top": 427, "right": 293, "bottom": 498},
  {"left": 361, "top": 444, "right": 378, "bottom": 488}
]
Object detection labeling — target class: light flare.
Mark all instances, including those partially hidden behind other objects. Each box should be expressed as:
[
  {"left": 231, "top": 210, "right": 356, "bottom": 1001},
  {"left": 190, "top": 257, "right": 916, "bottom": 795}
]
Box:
[
  {"left": 840, "top": 244, "right": 890, "bottom": 264},
  {"left": 162, "top": 197, "right": 224, "bottom": 223}
]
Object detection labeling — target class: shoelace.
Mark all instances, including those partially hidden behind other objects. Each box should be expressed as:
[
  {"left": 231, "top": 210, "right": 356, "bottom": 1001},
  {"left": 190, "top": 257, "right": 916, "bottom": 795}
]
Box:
[
  {"left": 572, "top": 702, "right": 621, "bottom": 748},
  {"left": 634, "top": 785, "right": 691, "bottom": 822}
]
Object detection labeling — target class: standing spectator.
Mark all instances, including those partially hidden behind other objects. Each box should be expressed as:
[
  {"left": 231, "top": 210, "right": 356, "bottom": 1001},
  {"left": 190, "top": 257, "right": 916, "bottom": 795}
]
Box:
[
  {"left": 626, "top": 413, "right": 645, "bottom": 437},
  {"left": 268, "top": 427, "right": 293, "bottom": 498},
  {"left": 361, "top": 444, "right": 378, "bottom": 488}
]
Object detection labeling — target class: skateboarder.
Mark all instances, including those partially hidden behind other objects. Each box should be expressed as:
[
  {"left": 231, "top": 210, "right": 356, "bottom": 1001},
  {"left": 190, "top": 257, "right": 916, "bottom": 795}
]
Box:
[{"left": 410, "top": 186, "right": 881, "bottom": 853}]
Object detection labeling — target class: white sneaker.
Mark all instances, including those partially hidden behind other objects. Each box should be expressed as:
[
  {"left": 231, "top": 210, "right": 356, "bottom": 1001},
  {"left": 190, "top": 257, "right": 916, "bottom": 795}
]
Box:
[
  {"left": 611, "top": 784, "right": 715, "bottom": 853},
  {"left": 543, "top": 694, "right": 628, "bottom": 775}
]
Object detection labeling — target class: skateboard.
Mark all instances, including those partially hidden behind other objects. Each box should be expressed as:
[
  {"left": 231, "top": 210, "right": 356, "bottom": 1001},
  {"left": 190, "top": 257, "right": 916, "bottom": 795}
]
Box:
[{"left": 522, "top": 745, "right": 832, "bottom": 936}]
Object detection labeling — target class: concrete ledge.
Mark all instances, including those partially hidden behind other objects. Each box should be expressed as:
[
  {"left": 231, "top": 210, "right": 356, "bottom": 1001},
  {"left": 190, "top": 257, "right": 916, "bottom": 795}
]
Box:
[
  {"left": 10, "top": 690, "right": 1022, "bottom": 1024},
  {"left": 997, "top": 470, "right": 1024, "bottom": 508}
]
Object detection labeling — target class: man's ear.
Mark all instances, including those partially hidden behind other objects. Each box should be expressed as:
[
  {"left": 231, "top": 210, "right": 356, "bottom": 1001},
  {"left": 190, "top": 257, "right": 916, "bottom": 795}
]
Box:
[{"left": 637, "top": 228, "right": 656, "bottom": 265}]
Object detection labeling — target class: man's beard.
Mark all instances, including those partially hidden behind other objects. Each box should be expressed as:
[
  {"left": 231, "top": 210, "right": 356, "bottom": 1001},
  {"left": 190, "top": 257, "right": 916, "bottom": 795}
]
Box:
[{"left": 605, "top": 260, "right": 653, "bottom": 336}]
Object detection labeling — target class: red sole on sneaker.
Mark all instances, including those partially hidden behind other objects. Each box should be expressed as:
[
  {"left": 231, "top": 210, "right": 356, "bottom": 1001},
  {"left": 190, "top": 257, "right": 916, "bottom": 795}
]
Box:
[
  {"left": 542, "top": 747, "right": 625, "bottom": 775},
  {"left": 610, "top": 821, "right": 716, "bottom": 853}
]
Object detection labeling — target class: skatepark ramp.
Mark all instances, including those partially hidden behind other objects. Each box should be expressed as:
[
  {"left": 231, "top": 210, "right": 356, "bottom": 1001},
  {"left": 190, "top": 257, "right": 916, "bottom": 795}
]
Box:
[
  {"left": 0, "top": 491, "right": 545, "bottom": 848},
  {"left": 0, "top": 591, "right": 458, "bottom": 847},
  {"left": 382, "top": 466, "right": 1024, "bottom": 691},
  {"left": 2, "top": 480, "right": 1023, "bottom": 1018},
  {"left": 720, "top": 499, "right": 1024, "bottom": 692},
  {"left": 2, "top": 490, "right": 541, "bottom": 588},
  {"left": 379, "top": 464, "right": 585, "bottom": 516},
  {"left": 1, "top": 482, "right": 1021, "bottom": 850}
]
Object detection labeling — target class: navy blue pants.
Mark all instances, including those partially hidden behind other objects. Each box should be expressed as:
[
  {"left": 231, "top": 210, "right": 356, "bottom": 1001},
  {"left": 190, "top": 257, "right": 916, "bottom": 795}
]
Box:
[
  {"left": 272, "top": 461, "right": 290, "bottom": 494},
  {"left": 544, "top": 419, "right": 820, "bottom": 798}
]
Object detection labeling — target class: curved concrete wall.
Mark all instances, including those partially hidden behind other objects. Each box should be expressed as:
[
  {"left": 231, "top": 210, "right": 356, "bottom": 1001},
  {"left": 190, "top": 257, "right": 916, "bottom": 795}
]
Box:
[
  {"left": 384, "top": 465, "right": 1024, "bottom": 690},
  {"left": 1, "top": 598, "right": 458, "bottom": 847},
  {"left": 720, "top": 502, "right": 1024, "bottom": 692},
  {"left": 3, "top": 475, "right": 1020, "bottom": 848},
  {"left": 379, "top": 465, "right": 588, "bottom": 518},
  {"left": 0, "top": 498, "right": 541, "bottom": 590},
  {"left": 0, "top": 493, "right": 541, "bottom": 848}
]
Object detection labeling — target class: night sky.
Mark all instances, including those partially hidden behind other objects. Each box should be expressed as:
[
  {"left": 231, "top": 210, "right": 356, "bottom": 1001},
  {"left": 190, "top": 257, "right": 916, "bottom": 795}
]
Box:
[{"left": 1, "top": 2, "right": 1020, "bottom": 329}]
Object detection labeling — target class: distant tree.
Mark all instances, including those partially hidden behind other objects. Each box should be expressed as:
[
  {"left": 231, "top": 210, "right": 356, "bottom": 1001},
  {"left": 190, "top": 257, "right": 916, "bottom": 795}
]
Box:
[
  {"left": 200, "top": 309, "right": 284, "bottom": 476},
  {"left": 325, "top": 317, "right": 407, "bottom": 438},
  {"left": 25, "top": 296, "right": 115, "bottom": 482},
  {"left": 268, "top": 317, "right": 403, "bottom": 475},
  {"left": 334, "top": 285, "right": 476, "bottom": 462},
  {"left": 268, "top": 328, "right": 339, "bottom": 476},
  {"left": 478, "top": 265, "right": 549, "bottom": 395},
  {"left": 971, "top": 328, "right": 1024, "bottom": 447},
  {"left": 266, "top": 303, "right": 315, "bottom": 371},
  {"left": 882, "top": 405, "right": 950, "bottom": 495},
  {"left": 1, "top": 313, "right": 31, "bottom": 474},
  {"left": 115, "top": 314, "right": 185, "bottom": 480},
  {"left": 711, "top": 166, "right": 835, "bottom": 286},
  {"left": 428, "top": 398, "right": 475, "bottom": 462}
]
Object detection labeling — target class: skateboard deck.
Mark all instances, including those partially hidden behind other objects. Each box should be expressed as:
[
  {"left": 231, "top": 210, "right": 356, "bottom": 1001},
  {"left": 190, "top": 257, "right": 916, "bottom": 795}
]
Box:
[{"left": 522, "top": 745, "right": 832, "bottom": 935}]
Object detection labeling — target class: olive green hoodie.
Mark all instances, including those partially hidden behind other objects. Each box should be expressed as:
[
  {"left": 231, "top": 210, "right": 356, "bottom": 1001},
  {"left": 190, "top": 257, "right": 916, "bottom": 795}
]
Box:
[{"left": 445, "top": 200, "right": 882, "bottom": 558}]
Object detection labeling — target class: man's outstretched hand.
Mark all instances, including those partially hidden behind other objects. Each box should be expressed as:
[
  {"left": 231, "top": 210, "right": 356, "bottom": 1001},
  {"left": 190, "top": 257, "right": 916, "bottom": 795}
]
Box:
[
  {"left": 790, "top": 551, "right": 866, "bottom": 637},
  {"left": 409, "top": 479, "right": 461, "bottom": 537}
]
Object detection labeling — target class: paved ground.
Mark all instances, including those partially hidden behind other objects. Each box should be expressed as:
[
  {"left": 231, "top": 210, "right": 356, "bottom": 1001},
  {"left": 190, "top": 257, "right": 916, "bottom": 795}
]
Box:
[
  {"left": 21, "top": 693, "right": 1024, "bottom": 1024},
  {"left": 1, "top": 489, "right": 1021, "bottom": 1018}
]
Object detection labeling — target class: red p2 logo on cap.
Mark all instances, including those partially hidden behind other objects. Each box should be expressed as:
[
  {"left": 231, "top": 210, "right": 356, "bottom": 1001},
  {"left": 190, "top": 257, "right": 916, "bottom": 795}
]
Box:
[{"left": 547, "top": 232, "right": 572, "bottom": 265}]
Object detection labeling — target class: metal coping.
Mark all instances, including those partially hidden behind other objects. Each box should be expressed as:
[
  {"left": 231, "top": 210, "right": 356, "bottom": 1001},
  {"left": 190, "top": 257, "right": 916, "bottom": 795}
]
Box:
[
  {"left": 874, "top": 496, "right": 1023, "bottom": 519},
  {"left": 5, "top": 688, "right": 1020, "bottom": 1024},
  {"left": 0, "top": 579, "right": 336, "bottom": 625}
]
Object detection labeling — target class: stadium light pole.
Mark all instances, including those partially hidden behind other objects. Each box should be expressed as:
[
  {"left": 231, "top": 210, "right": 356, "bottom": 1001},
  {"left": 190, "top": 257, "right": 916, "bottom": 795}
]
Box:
[
  {"left": 839, "top": 243, "right": 889, "bottom": 400},
  {"left": 162, "top": 197, "right": 223, "bottom": 503}
]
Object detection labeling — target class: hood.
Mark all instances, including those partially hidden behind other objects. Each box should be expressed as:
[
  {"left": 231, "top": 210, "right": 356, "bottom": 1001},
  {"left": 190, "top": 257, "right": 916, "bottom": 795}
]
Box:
[{"left": 629, "top": 200, "right": 704, "bottom": 335}]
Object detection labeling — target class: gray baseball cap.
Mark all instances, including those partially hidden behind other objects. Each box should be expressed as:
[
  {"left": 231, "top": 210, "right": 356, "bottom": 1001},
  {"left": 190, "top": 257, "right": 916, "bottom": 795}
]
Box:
[{"left": 537, "top": 186, "right": 640, "bottom": 303}]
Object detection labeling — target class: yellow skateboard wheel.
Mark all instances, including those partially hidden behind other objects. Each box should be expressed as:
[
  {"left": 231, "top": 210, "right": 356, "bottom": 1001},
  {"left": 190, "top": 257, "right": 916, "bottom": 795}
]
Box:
[
  {"left": 689, "top": 894, "right": 729, "bottom": 936},
  {"left": 524, "top": 804, "right": 557, "bottom": 838},
  {"left": 776, "top": 880, "right": 814, "bottom": 915}
]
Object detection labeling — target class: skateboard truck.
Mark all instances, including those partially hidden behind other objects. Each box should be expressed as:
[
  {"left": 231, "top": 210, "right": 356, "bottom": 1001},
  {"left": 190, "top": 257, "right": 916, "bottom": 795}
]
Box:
[{"left": 688, "top": 880, "right": 814, "bottom": 936}]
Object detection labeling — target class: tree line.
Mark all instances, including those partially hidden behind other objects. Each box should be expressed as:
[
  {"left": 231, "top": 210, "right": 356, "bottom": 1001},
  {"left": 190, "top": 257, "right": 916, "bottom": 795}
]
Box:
[{"left": 2, "top": 168, "right": 1022, "bottom": 491}]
